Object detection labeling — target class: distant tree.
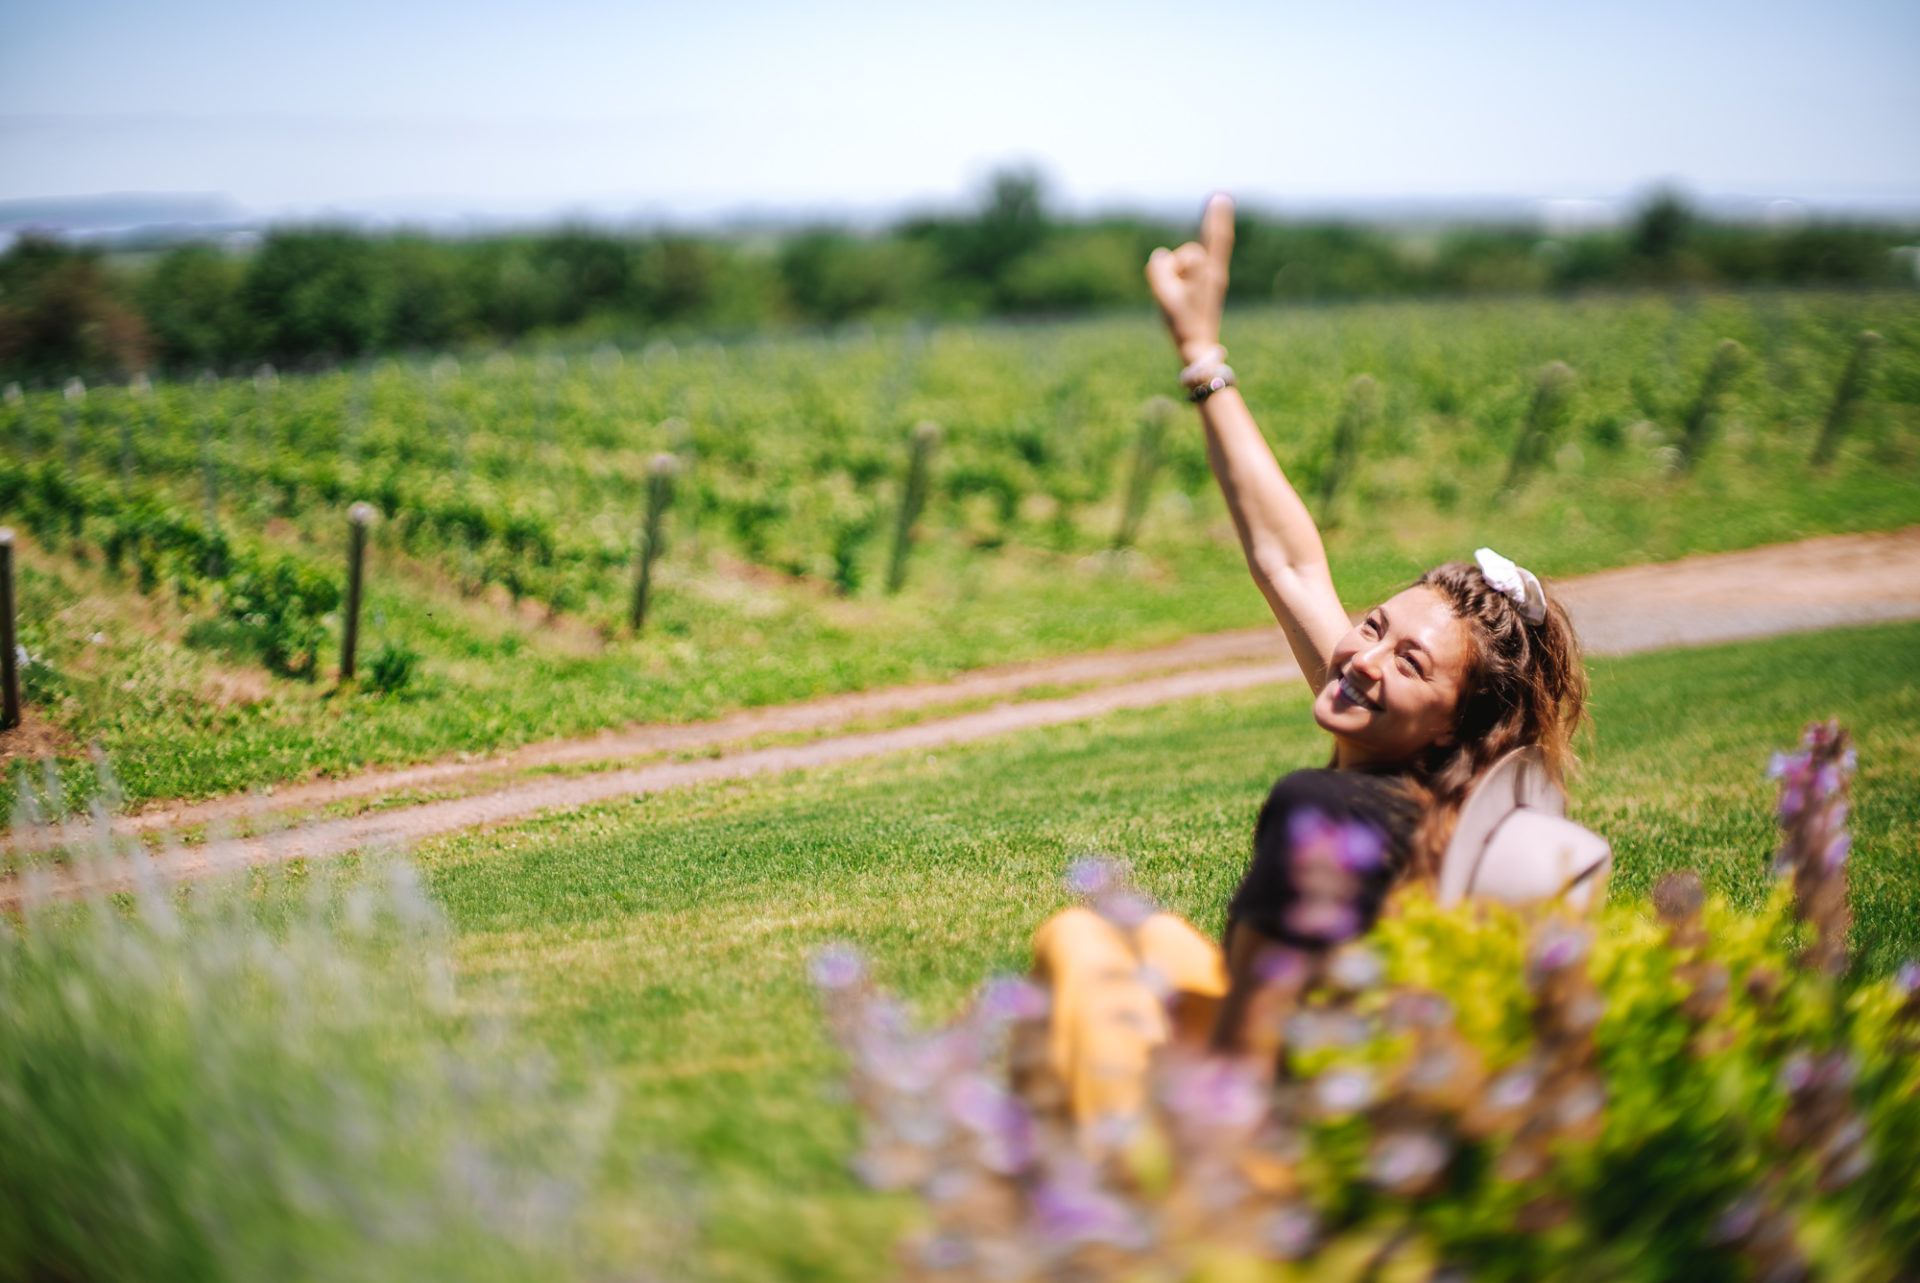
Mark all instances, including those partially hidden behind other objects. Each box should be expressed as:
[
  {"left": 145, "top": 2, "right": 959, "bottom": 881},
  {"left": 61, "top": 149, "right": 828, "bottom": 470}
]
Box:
[
  {"left": 378, "top": 235, "right": 470, "bottom": 350},
  {"left": 0, "top": 235, "right": 150, "bottom": 380},
  {"left": 241, "top": 228, "right": 383, "bottom": 364},
  {"left": 901, "top": 167, "right": 1053, "bottom": 308},
  {"left": 1629, "top": 189, "right": 1695, "bottom": 266},
  {"left": 139, "top": 244, "right": 244, "bottom": 372},
  {"left": 779, "top": 230, "right": 934, "bottom": 323}
]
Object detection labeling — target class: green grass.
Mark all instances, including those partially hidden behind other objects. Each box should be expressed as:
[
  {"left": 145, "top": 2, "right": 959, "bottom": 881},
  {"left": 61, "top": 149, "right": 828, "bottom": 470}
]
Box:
[
  {"left": 6, "top": 291, "right": 1920, "bottom": 814},
  {"left": 392, "top": 619, "right": 1920, "bottom": 1280}
]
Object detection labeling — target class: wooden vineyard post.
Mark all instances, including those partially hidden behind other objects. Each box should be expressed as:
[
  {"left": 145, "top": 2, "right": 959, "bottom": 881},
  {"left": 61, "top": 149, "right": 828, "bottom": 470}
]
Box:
[
  {"left": 5, "top": 383, "right": 25, "bottom": 460},
  {"left": 1810, "top": 331, "right": 1881, "bottom": 467},
  {"left": 0, "top": 528, "right": 18, "bottom": 731},
  {"left": 1318, "top": 374, "right": 1383, "bottom": 523},
  {"left": 62, "top": 378, "right": 85, "bottom": 473},
  {"left": 254, "top": 363, "right": 277, "bottom": 456},
  {"left": 886, "top": 420, "right": 941, "bottom": 594},
  {"left": 664, "top": 417, "right": 700, "bottom": 558},
  {"left": 124, "top": 372, "right": 150, "bottom": 490},
  {"left": 630, "top": 453, "right": 678, "bottom": 631},
  {"left": 196, "top": 372, "right": 223, "bottom": 576},
  {"left": 1503, "top": 362, "right": 1576, "bottom": 490},
  {"left": 1680, "top": 339, "right": 1745, "bottom": 468},
  {"left": 340, "top": 503, "right": 377, "bottom": 680},
  {"left": 1115, "top": 397, "right": 1178, "bottom": 549}
]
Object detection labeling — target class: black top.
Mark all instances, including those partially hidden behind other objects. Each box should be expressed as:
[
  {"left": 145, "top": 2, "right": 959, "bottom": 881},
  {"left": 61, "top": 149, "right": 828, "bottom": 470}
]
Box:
[{"left": 1227, "top": 768, "right": 1419, "bottom": 948}]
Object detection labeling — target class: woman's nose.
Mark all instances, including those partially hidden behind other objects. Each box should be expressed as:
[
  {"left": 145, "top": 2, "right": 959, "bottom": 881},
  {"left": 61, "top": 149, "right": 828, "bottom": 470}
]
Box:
[{"left": 1351, "top": 641, "right": 1389, "bottom": 678}]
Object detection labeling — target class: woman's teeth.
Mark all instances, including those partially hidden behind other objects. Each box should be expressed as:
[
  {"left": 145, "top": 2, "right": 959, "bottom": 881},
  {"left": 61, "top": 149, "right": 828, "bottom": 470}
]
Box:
[{"left": 1338, "top": 673, "right": 1380, "bottom": 711}]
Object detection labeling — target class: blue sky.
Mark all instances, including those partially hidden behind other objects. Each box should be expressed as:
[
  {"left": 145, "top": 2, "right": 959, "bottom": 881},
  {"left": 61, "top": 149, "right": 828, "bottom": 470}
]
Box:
[{"left": 2, "top": 0, "right": 1915, "bottom": 223}]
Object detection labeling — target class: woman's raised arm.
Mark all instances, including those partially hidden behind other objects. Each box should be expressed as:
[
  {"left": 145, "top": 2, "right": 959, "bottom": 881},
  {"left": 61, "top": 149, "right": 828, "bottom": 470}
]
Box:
[{"left": 1146, "top": 194, "right": 1350, "bottom": 690}]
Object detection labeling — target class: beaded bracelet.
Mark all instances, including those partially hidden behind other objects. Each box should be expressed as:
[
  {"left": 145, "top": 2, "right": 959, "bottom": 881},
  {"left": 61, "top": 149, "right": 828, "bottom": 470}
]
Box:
[
  {"left": 1185, "top": 366, "right": 1236, "bottom": 403},
  {"left": 1178, "top": 344, "right": 1234, "bottom": 403}
]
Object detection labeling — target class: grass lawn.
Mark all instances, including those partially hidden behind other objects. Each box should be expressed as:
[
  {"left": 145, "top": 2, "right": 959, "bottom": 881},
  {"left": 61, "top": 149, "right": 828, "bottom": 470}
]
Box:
[{"left": 406, "top": 619, "right": 1920, "bottom": 1280}]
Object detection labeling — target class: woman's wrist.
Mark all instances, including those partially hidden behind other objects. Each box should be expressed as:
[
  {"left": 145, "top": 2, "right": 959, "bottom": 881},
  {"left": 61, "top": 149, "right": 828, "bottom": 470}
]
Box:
[{"left": 1177, "top": 336, "right": 1221, "bottom": 366}]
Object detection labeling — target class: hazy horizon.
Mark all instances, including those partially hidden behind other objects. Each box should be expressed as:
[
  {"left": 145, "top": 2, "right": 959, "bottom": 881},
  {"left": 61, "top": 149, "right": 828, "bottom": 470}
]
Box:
[{"left": 4, "top": 0, "right": 1916, "bottom": 232}]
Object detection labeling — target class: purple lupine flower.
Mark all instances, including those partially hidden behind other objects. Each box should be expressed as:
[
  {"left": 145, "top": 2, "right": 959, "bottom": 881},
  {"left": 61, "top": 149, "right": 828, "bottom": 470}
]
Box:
[
  {"left": 1822, "top": 832, "right": 1851, "bottom": 870},
  {"left": 1328, "top": 945, "right": 1384, "bottom": 991},
  {"left": 809, "top": 942, "right": 865, "bottom": 991},
  {"left": 1712, "top": 1195, "right": 1762, "bottom": 1243},
  {"left": 1285, "top": 898, "right": 1362, "bottom": 944},
  {"left": 1335, "top": 818, "right": 1388, "bottom": 873},
  {"left": 945, "top": 1074, "right": 1036, "bottom": 1174},
  {"left": 917, "top": 1234, "right": 972, "bottom": 1269},
  {"left": 1064, "top": 858, "right": 1118, "bottom": 897},
  {"left": 1030, "top": 1164, "right": 1150, "bottom": 1250},
  {"left": 975, "top": 975, "right": 1049, "bottom": 1025},
  {"left": 1895, "top": 960, "right": 1920, "bottom": 997},
  {"left": 1264, "top": 1204, "right": 1319, "bottom": 1260},
  {"left": 1161, "top": 1059, "right": 1266, "bottom": 1130},
  {"left": 1528, "top": 922, "right": 1592, "bottom": 980},
  {"left": 1313, "top": 1066, "right": 1376, "bottom": 1114},
  {"left": 1487, "top": 1065, "right": 1540, "bottom": 1111},
  {"left": 1367, "top": 1130, "right": 1451, "bottom": 1191},
  {"left": 1387, "top": 990, "right": 1455, "bottom": 1030},
  {"left": 1256, "top": 947, "right": 1309, "bottom": 987},
  {"left": 1095, "top": 889, "right": 1155, "bottom": 929}
]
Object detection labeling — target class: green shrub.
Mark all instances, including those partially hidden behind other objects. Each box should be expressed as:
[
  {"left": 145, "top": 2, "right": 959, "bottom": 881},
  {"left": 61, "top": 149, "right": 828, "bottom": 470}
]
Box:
[
  {"left": 0, "top": 856, "right": 610, "bottom": 1283},
  {"left": 363, "top": 638, "right": 420, "bottom": 696}
]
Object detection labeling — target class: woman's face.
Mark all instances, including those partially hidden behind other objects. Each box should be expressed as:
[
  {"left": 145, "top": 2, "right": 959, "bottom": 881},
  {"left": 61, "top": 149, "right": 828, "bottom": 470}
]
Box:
[{"left": 1313, "top": 585, "right": 1474, "bottom": 770}]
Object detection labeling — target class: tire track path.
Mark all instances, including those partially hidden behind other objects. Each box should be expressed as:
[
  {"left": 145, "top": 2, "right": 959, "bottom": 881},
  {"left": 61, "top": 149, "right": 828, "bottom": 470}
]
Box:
[{"left": 8, "top": 527, "right": 1918, "bottom": 904}]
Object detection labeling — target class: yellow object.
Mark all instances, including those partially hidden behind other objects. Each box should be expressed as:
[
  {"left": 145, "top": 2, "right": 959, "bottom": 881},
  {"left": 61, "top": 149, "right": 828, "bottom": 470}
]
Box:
[{"left": 1030, "top": 907, "right": 1228, "bottom": 1126}]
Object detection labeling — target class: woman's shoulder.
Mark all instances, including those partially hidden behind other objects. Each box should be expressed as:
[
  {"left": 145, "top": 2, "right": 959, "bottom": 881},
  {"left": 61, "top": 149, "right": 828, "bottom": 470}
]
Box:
[
  {"left": 1267, "top": 767, "right": 1417, "bottom": 812},
  {"left": 1259, "top": 767, "right": 1419, "bottom": 842}
]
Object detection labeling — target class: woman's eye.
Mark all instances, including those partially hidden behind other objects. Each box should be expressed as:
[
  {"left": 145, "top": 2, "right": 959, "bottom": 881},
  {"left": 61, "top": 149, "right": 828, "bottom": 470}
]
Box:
[{"left": 1398, "top": 656, "right": 1421, "bottom": 677}]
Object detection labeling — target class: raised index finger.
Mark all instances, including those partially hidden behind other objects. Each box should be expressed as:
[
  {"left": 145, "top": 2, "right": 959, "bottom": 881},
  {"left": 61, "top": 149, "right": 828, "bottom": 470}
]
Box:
[{"left": 1200, "top": 192, "right": 1235, "bottom": 273}]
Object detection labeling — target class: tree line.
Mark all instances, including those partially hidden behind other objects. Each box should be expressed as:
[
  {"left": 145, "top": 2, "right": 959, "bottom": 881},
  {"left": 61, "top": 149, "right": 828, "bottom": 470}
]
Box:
[{"left": 2, "top": 173, "right": 1914, "bottom": 383}]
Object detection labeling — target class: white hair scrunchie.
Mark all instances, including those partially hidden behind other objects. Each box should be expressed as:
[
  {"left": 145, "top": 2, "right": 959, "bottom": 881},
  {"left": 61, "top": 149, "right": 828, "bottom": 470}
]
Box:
[{"left": 1474, "top": 547, "right": 1548, "bottom": 625}]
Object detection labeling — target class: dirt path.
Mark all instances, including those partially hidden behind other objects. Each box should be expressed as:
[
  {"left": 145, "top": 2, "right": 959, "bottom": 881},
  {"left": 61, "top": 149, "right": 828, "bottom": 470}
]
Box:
[{"left": 8, "top": 527, "right": 1919, "bottom": 905}]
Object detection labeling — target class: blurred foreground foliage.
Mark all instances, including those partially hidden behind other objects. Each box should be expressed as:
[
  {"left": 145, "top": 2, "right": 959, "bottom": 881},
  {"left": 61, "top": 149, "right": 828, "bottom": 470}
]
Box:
[
  {"left": 0, "top": 848, "right": 632, "bottom": 1283},
  {"left": 820, "top": 725, "right": 1920, "bottom": 1281}
]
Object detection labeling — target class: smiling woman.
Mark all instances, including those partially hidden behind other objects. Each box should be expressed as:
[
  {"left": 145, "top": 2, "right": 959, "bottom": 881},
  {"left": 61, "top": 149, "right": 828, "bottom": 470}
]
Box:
[{"left": 1030, "top": 194, "right": 1598, "bottom": 1125}]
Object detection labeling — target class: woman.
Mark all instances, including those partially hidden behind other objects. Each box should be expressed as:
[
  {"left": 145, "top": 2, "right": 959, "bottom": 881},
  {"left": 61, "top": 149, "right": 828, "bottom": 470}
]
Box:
[{"left": 1031, "top": 194, "right": 1590, "bottom": 1127}]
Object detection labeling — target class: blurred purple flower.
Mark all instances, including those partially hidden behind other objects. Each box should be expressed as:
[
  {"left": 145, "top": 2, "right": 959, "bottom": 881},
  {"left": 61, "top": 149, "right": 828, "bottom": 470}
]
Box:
[
  {"left": 918, "top": 1234, "right": 972, "bottom": 1269},
  {"left": 1314, "top": 1067, "right": 1376, "bottom": 1114},
  {"left": 1064, "top": 858, "right": 1118, "bottom": 897},
  {"left": 976, "top": 975, "right": 1049, "bottom": 1025},
  {"left": 1285, "top": 899, "right": 1361, "bottom": 944},
  {"left": 1712, "top": 1195, "right": 1761, "bottom": 1243},
  {"left": 1096, "top": 890, "right": 1155, "bottom": 929},
  {"left": 1328, "top": 946, "right": 1384, "bottom": 991},
  {"left": 1487, "top": 1065, "right": 1540, "bottom": 1111},
  {"left": 1895, "top": 961, "right": 1920, "bottom": 997},
  {"left": 809, "top": 942, "right": 865, "bottom": 991},
  {"left": 1528, "top": 922, "right": 1592, "bottom": 979},
  {"left": 1368, "top": 1130, "right": 1451, "bottom": 1191},
  {"left": 945, "top": 1074, "right": 1036, "bottom": 1174},
  {"left": 1822, "top": 832, "right": 1851, "bottom": 870},
  {"left": 1264, "top": 1204, "right": 1319, "bottom": 1260},
  {"left": 1162, "top": 1060, "right": 1266, "bottom": 1130},
  {"left": 1030, "top": 1168, "right": 1149, "bottom": 1250}
]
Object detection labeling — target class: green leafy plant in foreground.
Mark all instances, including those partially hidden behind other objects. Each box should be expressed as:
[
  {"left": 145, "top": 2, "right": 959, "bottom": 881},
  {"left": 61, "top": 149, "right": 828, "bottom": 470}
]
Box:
[
  {"left": 0, "top": 849, "right": 618, "bottom": 1282},
  {"left": 818, "top": 722, "right": 1920, "bottom": 1281}
]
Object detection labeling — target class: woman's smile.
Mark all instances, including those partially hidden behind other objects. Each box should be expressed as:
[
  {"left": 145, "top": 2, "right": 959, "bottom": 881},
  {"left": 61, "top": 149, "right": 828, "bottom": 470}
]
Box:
[{"left": 1334, "top": 671, "right": 1382, "bottom": 712}]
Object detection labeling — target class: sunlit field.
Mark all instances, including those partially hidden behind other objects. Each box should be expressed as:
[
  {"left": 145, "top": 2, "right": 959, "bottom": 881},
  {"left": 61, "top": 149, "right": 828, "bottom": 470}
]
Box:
[{"left": 3, "top": 291, "right": 1917, "bottom": 816}]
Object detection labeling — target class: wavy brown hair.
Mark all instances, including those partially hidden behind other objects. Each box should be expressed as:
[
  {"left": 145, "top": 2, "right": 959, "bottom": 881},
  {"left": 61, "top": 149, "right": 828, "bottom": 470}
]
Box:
[{"left": 1398, "top": 561, "right": 1588, "bottom": 876}]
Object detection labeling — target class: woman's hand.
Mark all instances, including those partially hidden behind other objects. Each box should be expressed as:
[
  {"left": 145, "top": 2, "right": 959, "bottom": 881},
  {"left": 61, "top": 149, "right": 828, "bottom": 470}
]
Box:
[{"left": 1146, "top": 192, "right": 1235, "bottom": 364}]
